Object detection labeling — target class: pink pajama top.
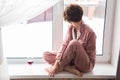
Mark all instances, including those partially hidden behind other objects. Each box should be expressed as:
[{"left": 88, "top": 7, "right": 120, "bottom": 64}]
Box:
[{"left": 56, "top": 21, "right": 96, "bottom": 67}]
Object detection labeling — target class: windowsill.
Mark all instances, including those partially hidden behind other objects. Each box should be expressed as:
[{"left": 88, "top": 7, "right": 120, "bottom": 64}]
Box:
[{"left": 8, "top": 63, "right": 116, "bottom": 79}]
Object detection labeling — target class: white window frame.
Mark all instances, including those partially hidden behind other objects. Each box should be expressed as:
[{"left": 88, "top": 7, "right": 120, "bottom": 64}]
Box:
[
  {"left": 6, "top": 0, "right": 116, "bottom": 63},
  {"left": 96, "top": 0, "right": 116, "bottom": 63}
]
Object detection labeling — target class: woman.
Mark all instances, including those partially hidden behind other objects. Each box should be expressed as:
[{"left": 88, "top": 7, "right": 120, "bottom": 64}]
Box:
[{"left": 43, "top": 3, "right": 96, "bottom": 77}]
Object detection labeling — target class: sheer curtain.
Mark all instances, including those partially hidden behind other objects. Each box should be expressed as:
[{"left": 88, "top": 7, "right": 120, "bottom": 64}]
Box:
[
  {"left": 0, "top": 0, "right": 60, "bottom": 80},
  {"left": 0, "top": 0, "right": 59, "bottom": 26}
]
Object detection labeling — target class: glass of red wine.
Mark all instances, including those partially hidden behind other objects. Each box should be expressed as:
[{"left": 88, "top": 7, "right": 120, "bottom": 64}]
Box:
[{"left": 27, "top": 57, "right": 34, "bottom": 65}]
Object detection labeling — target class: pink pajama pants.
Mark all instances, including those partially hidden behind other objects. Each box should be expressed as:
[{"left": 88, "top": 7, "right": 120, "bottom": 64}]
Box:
[{"left": 43, "top": 40, "right": 94, "bottom": 72}]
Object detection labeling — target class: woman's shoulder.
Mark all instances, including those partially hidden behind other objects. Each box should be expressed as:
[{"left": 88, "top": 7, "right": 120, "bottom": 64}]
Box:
[
  {"left": 83, "top": 23, "right": 95, "bottom": 34},
  {"left": 81, "top": 22, "right": 96, "bottom": 38},
  {"left": 83, "top": 24, "right": 97, "bottom": 40}
]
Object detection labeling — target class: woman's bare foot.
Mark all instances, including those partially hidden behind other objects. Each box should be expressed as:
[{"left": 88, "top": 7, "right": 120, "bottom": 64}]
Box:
[
  {"left": 45, "top": 60, "right": 63, "bottom": 77},
  {"left": 45, "top": 67, "right": 56, "bottom": 77},
  {"left": 64, "top": 65, "right": 83, "bottom": 77}
]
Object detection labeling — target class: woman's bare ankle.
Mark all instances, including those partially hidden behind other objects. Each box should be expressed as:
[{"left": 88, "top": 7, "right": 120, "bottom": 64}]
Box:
[
  {"left": 64, "top": 65, "right": 83, "bottom": 77},
  {"left": 52, "top": 60, "right": 63, "bottom": 73}
]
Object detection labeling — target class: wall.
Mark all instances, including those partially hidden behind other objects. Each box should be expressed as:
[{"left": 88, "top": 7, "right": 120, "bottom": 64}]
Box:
[{"left": 111, "top": 0, "right": 120, "bottom": 67}]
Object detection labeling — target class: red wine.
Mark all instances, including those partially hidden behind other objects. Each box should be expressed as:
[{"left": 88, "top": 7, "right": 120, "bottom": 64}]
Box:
[{"left": 27, "top": 61, "right": 33, "bottom": 65}]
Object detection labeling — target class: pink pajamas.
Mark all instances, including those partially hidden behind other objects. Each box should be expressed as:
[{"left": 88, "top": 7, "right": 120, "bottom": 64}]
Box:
[
  {"left": 44, "top": 21, "right": 96, "bottom": 72},
  {"left": 58, "top": 40, "right": 93, "bottom": 72}
]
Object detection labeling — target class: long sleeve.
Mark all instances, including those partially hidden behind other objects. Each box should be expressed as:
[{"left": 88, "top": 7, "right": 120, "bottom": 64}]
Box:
[
  {"left": 84, "top": 31, "right": 96, "bottom": 65},
  {"left": 78, "top": 21, "right": 96, "bottom": 66},
  {"left": 56, "top": 26, "right": 72, "bottom": 60}
]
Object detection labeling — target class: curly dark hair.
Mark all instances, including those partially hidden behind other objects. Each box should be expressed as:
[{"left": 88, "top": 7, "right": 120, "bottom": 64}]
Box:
[{"left": 64, "top": 4, "right": 83, "bottom": 22}]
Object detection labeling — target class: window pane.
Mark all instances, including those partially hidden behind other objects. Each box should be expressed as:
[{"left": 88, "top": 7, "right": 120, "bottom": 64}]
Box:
[
  {"left": 63, "top": 0, "right": 106, "bottom": 55},
  {"left": 2, "top": 7, "right": 53, "bottom": 58}
]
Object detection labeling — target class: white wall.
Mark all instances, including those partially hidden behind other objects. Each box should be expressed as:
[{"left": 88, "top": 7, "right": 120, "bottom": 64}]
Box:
[
  {"left": 111, "top": 0, "right": 120, "bottom": 67},
  {"left": 0, "top": 29, "right": 3, "bottom": 64}
]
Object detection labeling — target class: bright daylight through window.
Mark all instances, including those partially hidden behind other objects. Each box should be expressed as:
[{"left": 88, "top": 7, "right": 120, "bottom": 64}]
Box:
[{"left": 2, "top": 8, "right": 53, "bottom": 58}]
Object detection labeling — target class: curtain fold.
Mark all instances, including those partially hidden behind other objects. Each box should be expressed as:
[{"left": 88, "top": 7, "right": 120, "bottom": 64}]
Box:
[
  {"left": 0, "top": 0, "right": 60, "bottom": 26},
  {"left": 0, "top": 31, "right": 9, "bottom": 80},
  {"left": 0, "top": 57, "right": 9, "bottom": 80}
]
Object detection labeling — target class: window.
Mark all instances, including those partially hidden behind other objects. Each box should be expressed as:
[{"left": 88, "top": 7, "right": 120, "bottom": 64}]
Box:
[
  {"left": 2, "top": 0, "right": 116, "bottom": 63},
  {"left": 2, "top": 7, "right": 53, "bottom": 61}
]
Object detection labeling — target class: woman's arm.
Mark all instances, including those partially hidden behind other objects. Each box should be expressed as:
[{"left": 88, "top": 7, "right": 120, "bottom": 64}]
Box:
[
  {"left": 85, "top": 32, "right": 96, "bottom": 65},
  {"left": 56, "top": 25, "right": 73, "bottom": 60}
]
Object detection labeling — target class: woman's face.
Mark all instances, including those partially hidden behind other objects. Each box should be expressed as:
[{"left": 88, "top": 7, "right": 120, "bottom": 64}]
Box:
[
  {"left": 69, "top": 21, "right": 80, "bottom": 28},
  {"left": 70, "top": 22, "right": 76, "bottom": 27}
]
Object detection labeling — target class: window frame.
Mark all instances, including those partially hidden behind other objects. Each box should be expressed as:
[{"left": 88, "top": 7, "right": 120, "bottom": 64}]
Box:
[
  {"left": 96, "top": 0, "right": 116, "bottom": 63},
  {"left": 7, "top": 0, "right": 116, "bottom": 63}
]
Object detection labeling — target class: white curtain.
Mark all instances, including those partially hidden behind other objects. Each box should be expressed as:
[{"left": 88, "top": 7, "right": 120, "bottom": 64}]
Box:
[
  {"left": 0, "top": 58, "right": 9, "bottom": 80},
  {"left": 0, "top": 0, "right": 60, "bottom": 80},
  {"left": 0, "top": 0, "right": 60, "bottom": 26}
]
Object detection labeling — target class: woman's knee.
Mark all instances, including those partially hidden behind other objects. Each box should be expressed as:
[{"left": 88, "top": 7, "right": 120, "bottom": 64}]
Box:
[
  {"left": 43, "top": 51, "right": 50, "bottom": 58},
  {"left": 43, "top": 51, "right": 56, "bottom": 64},
  {"left": 69, "top": 40, "right": 81, "bottom": 46}
]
